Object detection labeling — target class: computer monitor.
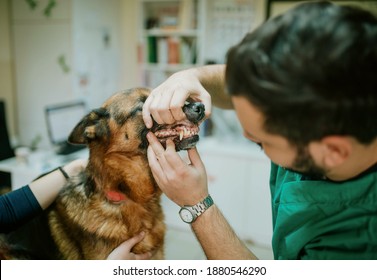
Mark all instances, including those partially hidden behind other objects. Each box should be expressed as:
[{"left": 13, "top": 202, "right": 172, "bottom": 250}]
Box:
[{"left": 45, "top": 101, "right": 87, "bottom": 155}]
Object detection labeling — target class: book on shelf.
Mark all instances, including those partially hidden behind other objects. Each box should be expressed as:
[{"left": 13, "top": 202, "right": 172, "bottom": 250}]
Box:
[
  {"left": 168, "top": 37, "right": 180, "bottom": 64},
  {"left": 147, "top": 36, "right": 196, "bottom": 65},
  {"left": 157, "top": 37, "right": 168, "bottom": 64},
  {"left": 147, "top": 36, "right": 157, "bottom": 63}
]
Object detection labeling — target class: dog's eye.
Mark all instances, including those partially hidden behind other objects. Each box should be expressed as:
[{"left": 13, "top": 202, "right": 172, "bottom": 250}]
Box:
[{"left": 129, "top": 106, "right": 143, "bottom": 119}]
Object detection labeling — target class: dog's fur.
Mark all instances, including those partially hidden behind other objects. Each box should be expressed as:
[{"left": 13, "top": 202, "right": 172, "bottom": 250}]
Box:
[{"left": 0, "top": 88, "right": 204, "bottom": 259}]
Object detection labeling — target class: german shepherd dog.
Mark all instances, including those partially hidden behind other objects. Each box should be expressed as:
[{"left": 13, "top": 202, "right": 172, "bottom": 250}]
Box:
[{"left": 0, "top": 88, "right": 205, "bottom": 259}]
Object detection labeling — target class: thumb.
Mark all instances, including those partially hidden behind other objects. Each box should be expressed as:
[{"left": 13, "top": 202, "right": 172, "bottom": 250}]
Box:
[
  {"left": 107, "top": 232, "right": 146, "bottom": 259},
  {"left": 197, "top": 86, "right": 212, "bottom": 119},
  {"left": 124, "top": 231, "right": 146, "bottom": 251},
  {"left": 187, "top": 85, "right": 212, "bottom": 119}
]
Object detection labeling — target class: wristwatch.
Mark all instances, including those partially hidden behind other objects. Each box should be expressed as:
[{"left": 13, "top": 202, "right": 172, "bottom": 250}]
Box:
[{"left": 179, "top": 194, "right": 214, "bottom": 224}]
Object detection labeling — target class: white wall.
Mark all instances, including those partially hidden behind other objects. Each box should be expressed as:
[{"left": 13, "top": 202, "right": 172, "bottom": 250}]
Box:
[
  {"left": 9, "top": 0, "right": 136, "bottom": 148},
  {"left": 72, "top": 0, "right": 123, "bottom": 109},
  {"left": 11, "top": 0, "right": 74, "bottom": 148},
  {"left": 118, "top": 0, "right": 140, "bottom": 90}
]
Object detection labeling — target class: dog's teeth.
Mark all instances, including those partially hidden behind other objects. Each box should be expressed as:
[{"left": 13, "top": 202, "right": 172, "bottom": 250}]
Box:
[{"left": 179, "top": 130, "right": 184, "bottom": 140}]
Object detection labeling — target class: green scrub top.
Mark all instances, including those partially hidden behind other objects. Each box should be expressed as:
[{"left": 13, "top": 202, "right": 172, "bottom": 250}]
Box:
[{"left": 270, "top": 163, "right": 377, "bottom": 259}]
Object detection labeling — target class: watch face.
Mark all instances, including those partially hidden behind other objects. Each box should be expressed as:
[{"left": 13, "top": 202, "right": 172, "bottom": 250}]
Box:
[{"left": 179, "top": 208, "right": 194, "bottom": 223}]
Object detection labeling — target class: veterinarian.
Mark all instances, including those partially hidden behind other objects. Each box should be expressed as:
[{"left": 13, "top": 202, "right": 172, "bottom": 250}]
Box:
[
  {"left": 0, "top": 158, "right": 150, "bottom": 260},
  {"left": 143, "top": 1, "right": 377, "bottom": 259}
]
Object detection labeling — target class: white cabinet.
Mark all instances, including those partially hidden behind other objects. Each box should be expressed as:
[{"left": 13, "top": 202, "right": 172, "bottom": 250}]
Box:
[{"left": 161, "top": 138, "right": 273, "bottom": 248}]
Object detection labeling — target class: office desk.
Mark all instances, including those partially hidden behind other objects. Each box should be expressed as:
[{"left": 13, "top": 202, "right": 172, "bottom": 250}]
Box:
[{"left": 0, "top": 148, "right": 88, "bottom": 190}]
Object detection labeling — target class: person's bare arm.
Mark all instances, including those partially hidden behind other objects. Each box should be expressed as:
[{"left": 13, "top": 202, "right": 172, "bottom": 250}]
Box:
[
  {"left": 146, "top": 133, "right": 256, "bottom": 259},
  {"left": 192, "top": 205, "right": 257, "bottom": 260},
  {"left": 29, "top": 159, "right": 87, "bottom": 209},
  {"left": 193, "top": 64, "right": 233, "bottom": 109}
]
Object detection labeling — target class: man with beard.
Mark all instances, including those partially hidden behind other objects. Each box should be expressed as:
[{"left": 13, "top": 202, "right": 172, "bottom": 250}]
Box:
[{"left": 143, "top": 1, "right": 377, "bottom": 259}]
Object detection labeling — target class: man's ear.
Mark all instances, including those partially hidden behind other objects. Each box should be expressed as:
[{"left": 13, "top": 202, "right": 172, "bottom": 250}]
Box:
[
  {"left": 68, "top": 108, "right": 110, "bottom": 144},
  {"left": 310, "top": 136, "right": 353, "bottom": 168}
]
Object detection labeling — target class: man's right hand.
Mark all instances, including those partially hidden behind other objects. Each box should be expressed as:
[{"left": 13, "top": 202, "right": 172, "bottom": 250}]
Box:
[{"left": 142, "top": 68, "right": 212, "bottom": 129}]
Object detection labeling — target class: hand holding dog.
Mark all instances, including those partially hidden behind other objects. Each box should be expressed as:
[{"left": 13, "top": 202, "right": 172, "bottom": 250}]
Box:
[
  {"left": 147, "top": 133, "right": 209, "bottom": 207},
  {"left": 107, "top": 232, "right": 153, "bottom": 260},
  {"left": 142, "top": 68, "right": 212, "bottom": 129},
  {"left": 63, "top": 158, "right": 88, "bottom": 178},
  {"left": 30, "top": 158, "right": 88, "bottom": 210}
]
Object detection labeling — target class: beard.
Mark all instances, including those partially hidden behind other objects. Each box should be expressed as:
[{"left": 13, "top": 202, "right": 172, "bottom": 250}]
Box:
[{"left": 285, "top": 145, "right": 327, "bottom": 180}]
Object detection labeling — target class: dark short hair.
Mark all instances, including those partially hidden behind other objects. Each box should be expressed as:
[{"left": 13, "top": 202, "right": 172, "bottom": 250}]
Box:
[{"left": 226, "top": 1, "right": 377, "bottom": 145}]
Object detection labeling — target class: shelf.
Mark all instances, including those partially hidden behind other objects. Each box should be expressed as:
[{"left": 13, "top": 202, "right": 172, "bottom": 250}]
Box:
[
  {"left": 139, "top": 0, "right": 201, "bottom": 87},
  {"left": 144, "top": 29, "right": 199, "bottom": 37}
]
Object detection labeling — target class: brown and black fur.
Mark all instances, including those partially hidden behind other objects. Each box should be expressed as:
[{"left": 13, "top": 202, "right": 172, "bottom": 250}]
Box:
[{"left": 1, "top": 88, "right": 204, "bottom": 259}]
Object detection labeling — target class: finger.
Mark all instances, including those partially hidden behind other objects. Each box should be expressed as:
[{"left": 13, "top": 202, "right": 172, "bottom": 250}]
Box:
[
  {"left": 190, "top": 89, "right": 212, "bottom": 119},
  {"left": 164, "top": 139, "right": 187, "bottom": 170},
  {"left": 147, "top": 145, "right": 166, "bottom": 185},
  {"left": 149, "top": 93, "right": 164, "bottom": 124},
  {"left": 146, "top": 132, "right": 165, "bottom": 157},
  {"left": 147, "top": 134, "right": 173, "bottom": 173},
  {"left": 146, "top": 133, "right": 171, "bottom": 181},
  {"left": 142, "top": 95, "right": 154, "bottom": 129},
  {"left": 158, "top": 92, "right": 175, "bottom": 124},
  {"left": 169, "top": 88, "right": 189, "bottom": 121},
  {"left": 187, "top": 147, "right": 205, "bottom": 169},
  {"left": 164, "top": 140, "right": 182, "bottom": 165},
  {"left": 123, "top": 231, "right": 146, "bottom": 251},
  {"left": 107, "top": 232, "right": 146, "bottom": 260},
  {"left": 201, "top": 95, "right": 212, "bottom": 119}
]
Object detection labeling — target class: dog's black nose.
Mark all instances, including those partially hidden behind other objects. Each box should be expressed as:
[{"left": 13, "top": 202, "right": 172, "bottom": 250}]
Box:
[
  {"left": 183, "top": 102, "right": 205, "bottom": 123},
  {"left": 192, "top": 102, "right": 204, "bottom": 114}
]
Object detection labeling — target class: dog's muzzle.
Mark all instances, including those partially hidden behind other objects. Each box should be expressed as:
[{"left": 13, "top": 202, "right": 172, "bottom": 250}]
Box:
[{"left": 152, "top": 102, "right": 205, "bottom": 151}]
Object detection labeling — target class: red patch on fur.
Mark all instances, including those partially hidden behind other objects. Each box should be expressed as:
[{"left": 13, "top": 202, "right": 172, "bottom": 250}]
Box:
[{"left": 105, "top": 191, "right": 127, "bottom": 203}]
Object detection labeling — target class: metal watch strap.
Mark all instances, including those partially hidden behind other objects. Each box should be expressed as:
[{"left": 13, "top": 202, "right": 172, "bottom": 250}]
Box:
[
  {"left": 191, "top": 195, "right": 214, "bottom": 217},
  {"left": 180, "top": 194, "right": 214, "bottom": 223}
]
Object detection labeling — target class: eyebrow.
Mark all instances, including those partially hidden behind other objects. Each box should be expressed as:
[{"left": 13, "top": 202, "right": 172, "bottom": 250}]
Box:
[
  {"left": 113, "top": 100, "right": 144, "bottom": 125},
  {"left": 128, "top": 102, "right": 143, "bottom": 119}
]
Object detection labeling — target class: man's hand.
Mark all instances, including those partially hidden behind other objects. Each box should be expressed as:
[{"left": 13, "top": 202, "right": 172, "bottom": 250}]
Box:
[
  {"left": 146, "top": 132, "right": 208, "bottom": 206},
  {"left": 142, "top": 69, "right": 212, "bottom": 129}
]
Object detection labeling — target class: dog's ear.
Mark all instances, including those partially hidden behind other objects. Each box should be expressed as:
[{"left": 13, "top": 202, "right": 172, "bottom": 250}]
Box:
[{"left": 68, "top": 108, "right": 110, "bottom": 144}]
